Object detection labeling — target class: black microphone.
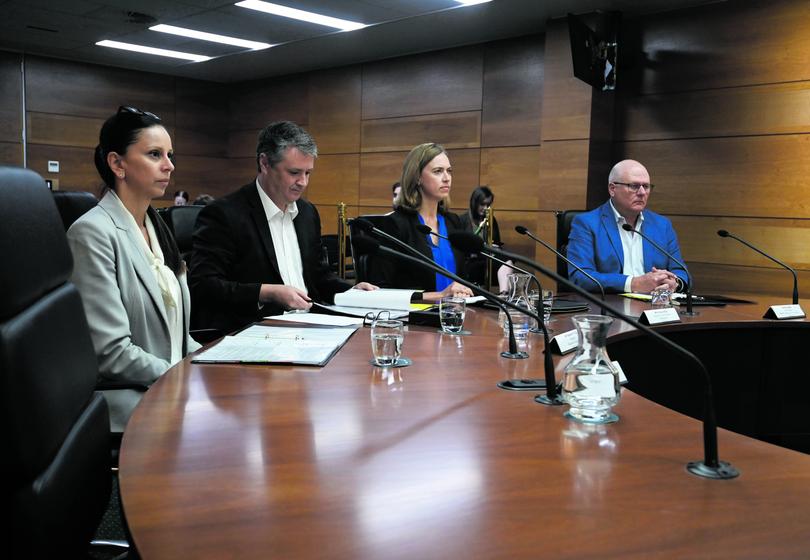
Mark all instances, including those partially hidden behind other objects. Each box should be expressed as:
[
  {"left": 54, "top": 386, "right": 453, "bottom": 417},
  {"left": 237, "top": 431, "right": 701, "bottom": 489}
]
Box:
[
  {"left": 448, "top": 230, "right": 739, "bottom": 480},
  {"left": 515, "top": 225, "right": 606, "bottom": 314},
  {"left": 353, "top": 237, "right": 550, "bottom": 372},
  {"left": 621, "top": 223, "right": 696, "bottom": 316},
  {"left": 416, "top": 224, "right": 556, "bottom": 393},
  {"left": 717, "top": 229, "right": 799, "bottom": 305},
  {"left": 351, "top": 218, "right": 432, "bottom": 265}
]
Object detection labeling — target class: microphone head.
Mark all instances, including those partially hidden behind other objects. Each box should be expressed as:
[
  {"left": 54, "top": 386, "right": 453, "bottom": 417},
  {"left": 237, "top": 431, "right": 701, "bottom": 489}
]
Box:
[
  {"left": 621, "top": 223, "right": 634, "bottom": 232},
  {"left": 415, "top": 224, "right": 433, "bottom": 235},
  {"left": 717, "top": 229, "right": 729, "bottom": 238},
  {"left": 448, "top": 231, "right": 484, "bottom": 252},
  {"left": 514, "top": 225, "right": 528, "bottom": 235},
  {"left": 352, "top": 235, "right": 380, "bottom": 255},
  {"left": 350, "top": 218, "right": 374, "bottom": 233}
]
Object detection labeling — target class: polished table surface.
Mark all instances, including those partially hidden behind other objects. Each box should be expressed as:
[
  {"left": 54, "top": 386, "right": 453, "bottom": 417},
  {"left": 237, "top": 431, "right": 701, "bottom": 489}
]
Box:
[{"left": 120, "top": 295, "right": 810, "bottom": 559}]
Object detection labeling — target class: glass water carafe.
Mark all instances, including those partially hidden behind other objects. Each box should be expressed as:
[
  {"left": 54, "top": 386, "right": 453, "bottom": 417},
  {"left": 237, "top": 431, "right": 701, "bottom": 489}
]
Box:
[
  {"left": 561, "top": 314, "right": 621, "bottom": 424},
  {"left": 498, "top": 273, "right": 532, "bottom": 339}
]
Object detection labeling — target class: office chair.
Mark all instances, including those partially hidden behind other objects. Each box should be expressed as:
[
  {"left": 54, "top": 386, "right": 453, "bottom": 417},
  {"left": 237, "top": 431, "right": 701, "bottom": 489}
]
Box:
[
  {"left": 0, "top": 166, "right": 124, "bottom": 558},
  {"left": 348, "top": 214, "right": 392, "bottom": 283},
  {"left": 157, "top": 204, "right": 203, "bottom": 264},
  {"left": 554, "top": 210, "right": 585, "bottom": 283},
  {"left": 52, "top": 189, "right": 98, "bottom": 230}
]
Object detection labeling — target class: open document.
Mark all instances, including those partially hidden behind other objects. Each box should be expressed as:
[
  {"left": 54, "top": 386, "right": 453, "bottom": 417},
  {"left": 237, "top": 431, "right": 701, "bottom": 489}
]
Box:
[
  {"left": 333, "top": 288, "right": 418, "bottom": 311},
  {"left": 191, "top": 324, "right": 357, "bottom": 366}
]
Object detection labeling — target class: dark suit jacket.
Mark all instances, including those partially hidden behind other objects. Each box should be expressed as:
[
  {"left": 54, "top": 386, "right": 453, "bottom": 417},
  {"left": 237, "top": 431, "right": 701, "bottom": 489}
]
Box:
[
  {"left": 566, "top": 200, "right": 688, "bottom": 293},
  {"left": 189, "top": 183, "right": 351, "bottom": 333},
  {"left": 367, "top": 207, "right": 468, "bottom": 291}
]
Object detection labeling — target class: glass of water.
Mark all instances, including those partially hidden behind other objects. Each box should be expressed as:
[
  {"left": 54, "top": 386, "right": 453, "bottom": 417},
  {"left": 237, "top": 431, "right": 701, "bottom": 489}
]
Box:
[
  {"left": 370, "top": 319, "right": 404, "bottom": 366},
  {"left": 439, "top": 296, "right": 466, "bottom": 334}
]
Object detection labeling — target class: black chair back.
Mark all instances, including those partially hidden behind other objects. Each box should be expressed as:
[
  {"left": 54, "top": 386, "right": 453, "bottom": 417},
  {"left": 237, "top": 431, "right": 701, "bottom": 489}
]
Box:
[
  {"left": 555, "top": 209, "right": 585, "bottom": 282},
  {"left": 0, "top": 166, "right": 111, "bottom": 558},
  {"left": 158, "top": 205, "right": 202, "bottom": 263},
  {"left": 348, "top": 214, "right": 393, "bottom": 283},
  {"left": 52, "top": 189, "right": 98, "bottom": 230}
]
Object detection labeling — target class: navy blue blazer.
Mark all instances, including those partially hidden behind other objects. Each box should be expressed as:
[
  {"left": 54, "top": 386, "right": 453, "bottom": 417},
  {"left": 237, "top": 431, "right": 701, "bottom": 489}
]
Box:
[{"left": 566, "top": 201, "right": 687, "bottom": 293}]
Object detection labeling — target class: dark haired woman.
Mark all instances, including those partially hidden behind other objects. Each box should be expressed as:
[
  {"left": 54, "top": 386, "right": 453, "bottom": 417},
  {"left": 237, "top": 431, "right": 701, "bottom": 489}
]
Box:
[
  {"left": 174, "top": 189, "right": 189, "bottom": 206},
  {"left": 460, "top": 186, "right": 512, "bottom": 294},
  {"left": 370, "top": 142, "right": 473, "bottom": 302},
  {"left": 67, "top": 106, "right": 200, "bottom": 433}
]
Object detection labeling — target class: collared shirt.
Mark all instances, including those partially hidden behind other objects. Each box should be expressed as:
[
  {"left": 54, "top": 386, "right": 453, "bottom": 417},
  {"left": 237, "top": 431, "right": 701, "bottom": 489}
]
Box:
[
  {"left": 609, "top": 199, "right": 645, "bottom": 292},
  {"left": 256, "top": 180, "right": 307, "bottom": 293}
]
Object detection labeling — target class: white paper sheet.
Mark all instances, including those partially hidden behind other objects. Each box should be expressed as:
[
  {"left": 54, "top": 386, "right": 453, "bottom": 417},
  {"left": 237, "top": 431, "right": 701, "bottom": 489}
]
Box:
[
  {"left": 265, "top": 312, "right": 364, "bottom": 327},
  {"left": 333, "top": 288, "right": 418, "bottom": 311}
]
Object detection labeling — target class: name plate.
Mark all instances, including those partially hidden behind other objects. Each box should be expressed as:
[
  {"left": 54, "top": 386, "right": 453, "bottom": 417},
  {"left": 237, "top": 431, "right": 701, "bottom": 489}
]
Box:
[
  {"left": 763, "top": 304, "right": 806, "bottom": 320},
  {"left": 639, "top": 307, "right": 681, "bottom": 325},
  {"left": 612, "top": 361, "right": 629, "bottom": 385},
  {"left": 549, "top": 329, "right": 578, "bottom": 355}
]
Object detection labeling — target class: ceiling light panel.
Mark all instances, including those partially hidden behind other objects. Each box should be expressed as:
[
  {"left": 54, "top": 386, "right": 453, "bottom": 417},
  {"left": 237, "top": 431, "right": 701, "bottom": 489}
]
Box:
[
  {"left": 235, "top": 1, "right": 367, "bottom": 31},
  {"left": 96, "top": 40, "right": 211, "bottom": 62},
  {"left": 150, "top": 24, "right": 272, "bottom": 50}
]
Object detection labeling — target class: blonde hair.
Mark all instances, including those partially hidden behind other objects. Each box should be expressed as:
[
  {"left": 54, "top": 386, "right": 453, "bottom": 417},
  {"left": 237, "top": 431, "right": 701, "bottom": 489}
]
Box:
[{"left": 396, "top": 143, "right": 451, "bottom": 212}]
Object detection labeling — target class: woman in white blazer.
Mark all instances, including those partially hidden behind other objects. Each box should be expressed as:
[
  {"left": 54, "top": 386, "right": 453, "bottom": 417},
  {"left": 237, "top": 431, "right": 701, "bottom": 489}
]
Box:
[{"left": 67, "top": 106, "right": 201, "bottom": 434}]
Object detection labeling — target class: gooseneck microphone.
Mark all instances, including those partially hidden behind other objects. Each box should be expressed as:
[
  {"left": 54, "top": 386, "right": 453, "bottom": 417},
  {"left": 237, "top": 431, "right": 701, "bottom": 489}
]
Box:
[
  {"left": 416, "top": 224, "right": 558, "bottom": 395},
  {"left": 717, "top": 229, "right": 799, "bottom": 305},
  {"left": 448, "top": 230, "right": 739, "bottom": 480},
  {"left": 514, "top": 225, "right": 606, "bottom": 314},
  {"left": 620, "top": 223, "right": 697, "bottom": 316},
  {"left": 353, "top": 236, "right": 549, "bottom": 369}
]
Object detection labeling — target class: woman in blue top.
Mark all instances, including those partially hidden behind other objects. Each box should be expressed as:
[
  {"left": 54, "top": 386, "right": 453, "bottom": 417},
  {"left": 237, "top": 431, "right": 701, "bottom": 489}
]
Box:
[{"left": 369, "top": 142, "right": 473, "bottom": 301}]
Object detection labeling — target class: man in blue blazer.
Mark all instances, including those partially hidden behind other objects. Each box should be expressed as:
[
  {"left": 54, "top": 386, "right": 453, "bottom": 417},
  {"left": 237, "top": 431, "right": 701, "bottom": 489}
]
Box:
[{"left": 566, "top": 159, "right": 687, "bottom": 294}]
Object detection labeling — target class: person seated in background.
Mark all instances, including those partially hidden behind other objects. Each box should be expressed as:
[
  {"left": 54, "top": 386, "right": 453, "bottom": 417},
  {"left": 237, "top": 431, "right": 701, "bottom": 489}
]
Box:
[
  {"left": 174, "top": 189, "right": 189, "bottom": 206},
  {"left": 67, "top": 106, "right": 201, "bottom": 434},
  {"left": 190, "top": 121, "right": 376, "bottom": 334},
  {"left": 460, "top": 185, "right": 513, "bottom": 294},
  {"left": 368, "top": 142, "right": 473, "bottom": 301},
  {"left": 391, "top": 181, "right": 402, "bottom": 209},
  {"left": 193, "top": 193, "right": 215, "bottom": 206},
  {"left": 566, "top": 159, "right": 687, "bottom": 293}
]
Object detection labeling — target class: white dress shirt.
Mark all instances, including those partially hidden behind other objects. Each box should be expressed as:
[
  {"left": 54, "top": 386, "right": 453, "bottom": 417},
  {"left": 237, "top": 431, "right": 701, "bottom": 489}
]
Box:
[
  {"left": 256, "top": 180, "right": 307, "bottom": 293},
  {"left": 609, "top": 200, "right": 645, "bottom": 292}
]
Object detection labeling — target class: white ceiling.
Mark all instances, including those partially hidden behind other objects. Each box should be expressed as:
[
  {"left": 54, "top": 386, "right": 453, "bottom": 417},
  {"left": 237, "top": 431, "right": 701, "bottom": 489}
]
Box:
[{"left": 0, "top": 0, "right": 722, "bottom": 83}]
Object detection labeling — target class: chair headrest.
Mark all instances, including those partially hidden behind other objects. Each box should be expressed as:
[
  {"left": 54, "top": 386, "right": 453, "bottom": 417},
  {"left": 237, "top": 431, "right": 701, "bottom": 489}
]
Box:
[
  {"left": 52, "top": 190, "right": 98, "bottom": 230},
  {"left": 0, "top": 167, "right": 73, "bottom": 320}
]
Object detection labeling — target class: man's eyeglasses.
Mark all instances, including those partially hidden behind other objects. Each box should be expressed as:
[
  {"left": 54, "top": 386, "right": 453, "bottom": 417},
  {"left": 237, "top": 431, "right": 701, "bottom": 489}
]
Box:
[
  {"left": 118, "top": 105, "right": 161, "bottom": 122},
  {"left": 612, "top": 182, "right": 655, "bottom": 193}
]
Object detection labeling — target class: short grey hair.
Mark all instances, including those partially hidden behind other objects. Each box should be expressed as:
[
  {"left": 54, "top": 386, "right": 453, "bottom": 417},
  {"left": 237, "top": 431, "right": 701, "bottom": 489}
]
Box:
[{"left": 256, "top": 121, "right": 318, "bottom": 172}]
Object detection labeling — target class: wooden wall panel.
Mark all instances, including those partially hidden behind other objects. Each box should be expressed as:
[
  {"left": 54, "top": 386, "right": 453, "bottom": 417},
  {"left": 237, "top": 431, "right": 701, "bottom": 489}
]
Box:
[
  {"left": 309, "top": 66, "right": 361, "bottom": 154},
  {"left": 175, "top": 127, "right": 227, "bottom": 158},
  {"left": 229, "top": 129, "right": 259, "bottom": 159},
  {"left": 540, "top": 19, "right": 592, "bottom": 141},
  {"left": 362, "top": 45, "right": 483, "bottom": 120},
  {"left": 536, "top": 141, "right": 590, "bottom": 211},
  {"left": 25, "top": 57, "right": 175, "bottom": 124},
  {"left": 27, "top": 113, "right": 103, "bottom": 148},
  {"left": 27, "top": 144, "right": 99, "bottom": 191},
  {"left": 361, "top": 112, "right": 481, "bottom": 152},
  {"left": 176, "top": 78, "right": 229, "bottom": 158},
  {"left": 306, "top": 154, "right": 359, "bottom": 207},
  {"left": 619, "top": 135, "right": 810, "bottom": 219},
  {"left": 479, "top": 146, "right": 541, "bottom": 211},
  {"left": 0, "top": 141, "right": 23, "bottom": 167},
  {"left": 672, "top": 216, "right": 810, "bottom": 270},
  {"left": 359, "top": 151, "right": 407, "bottom": 207},
  {"left": 481, "top": 35, "right": 544, "bottom": 147},
  {"left": 689, "top": 262, "right": 810, "bottom": 299},
  {"left": 228, "top": 158, "right": 258, "bottom": 190},
  {"left": 229, "top": 74, "right": 309, "bottom": 132},
  {"left": 620, "top": 82, "right": 810, "bottom": 141},
  {"left": 0, "top": 51, "right": 21, "bottom": 144},
  {"left": 172, "top": 156, "right": 232, "bottom": 199},
  {"left": 637, "top": 0, "right": 810, "bottom": 94}
]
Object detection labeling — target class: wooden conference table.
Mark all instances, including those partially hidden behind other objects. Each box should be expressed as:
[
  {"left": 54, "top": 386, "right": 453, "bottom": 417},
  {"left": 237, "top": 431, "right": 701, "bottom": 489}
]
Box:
[{"left": 120, "top": 295, "right": 810, "bottom": 559}]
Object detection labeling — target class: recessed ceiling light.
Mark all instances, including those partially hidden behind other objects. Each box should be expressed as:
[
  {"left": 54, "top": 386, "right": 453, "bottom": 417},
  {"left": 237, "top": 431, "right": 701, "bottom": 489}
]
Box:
[
  {"left": 235, "top": 0, "right": 366, "bottom": 31},
  {"left": 150, "top": 24, "right": 272, "bottom": 50},
  {"left": 456, "top": 0, "right": 493, "bottom": 5},
  {"left": 96, "top": 40, "right": 211, "bottom": 62}
]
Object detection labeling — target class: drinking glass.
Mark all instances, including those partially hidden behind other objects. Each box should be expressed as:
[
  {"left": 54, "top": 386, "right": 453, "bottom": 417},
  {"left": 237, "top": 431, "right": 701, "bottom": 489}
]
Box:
[
  {"left": 439, "top": 296, "right": 466, "bottom": 334},
  {"left": 370, "top": 319, "right": 404, "bottom": 366}
]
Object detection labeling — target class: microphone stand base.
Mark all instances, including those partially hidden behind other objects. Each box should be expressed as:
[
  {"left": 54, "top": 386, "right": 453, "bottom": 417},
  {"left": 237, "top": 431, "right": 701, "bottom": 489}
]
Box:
[
  {"left": 534, "top": 394, "right": 565, "bottom": 406},
  {"left": 497, "top": 379, "right": 546, "bottom": 391},
  {"left": 679, "top": 310, "right": 700, "bottom": 317},
  {"left": 500, "top": 350, "right": 529, "bottom": 360},
  {"left": 686, "top": 460, "right": 740, "bottom": 479}
]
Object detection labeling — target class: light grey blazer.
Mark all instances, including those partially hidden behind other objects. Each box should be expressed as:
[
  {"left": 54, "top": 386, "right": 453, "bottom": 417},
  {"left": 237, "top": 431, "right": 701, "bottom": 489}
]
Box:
[{"left": 67, "top": 191, "right": 200, "bottom": 432}]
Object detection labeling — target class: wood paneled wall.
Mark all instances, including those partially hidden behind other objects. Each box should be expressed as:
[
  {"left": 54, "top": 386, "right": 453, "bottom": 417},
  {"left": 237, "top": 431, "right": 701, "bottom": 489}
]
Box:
[
  {"left": 0, "top": 54, "right": 230, "bottom": 203},
  {"left": 229, "top": 35, "right": 545, "bottom": 264},
  {"left": 616, "top": 0, "right": 810, "bottom": 297}
]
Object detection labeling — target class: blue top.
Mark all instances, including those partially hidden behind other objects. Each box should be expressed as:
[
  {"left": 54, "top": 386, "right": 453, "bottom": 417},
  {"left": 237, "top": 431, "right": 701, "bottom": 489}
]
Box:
[{"left": 418, "top": 213, "right": 456, "bottom": 291}]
